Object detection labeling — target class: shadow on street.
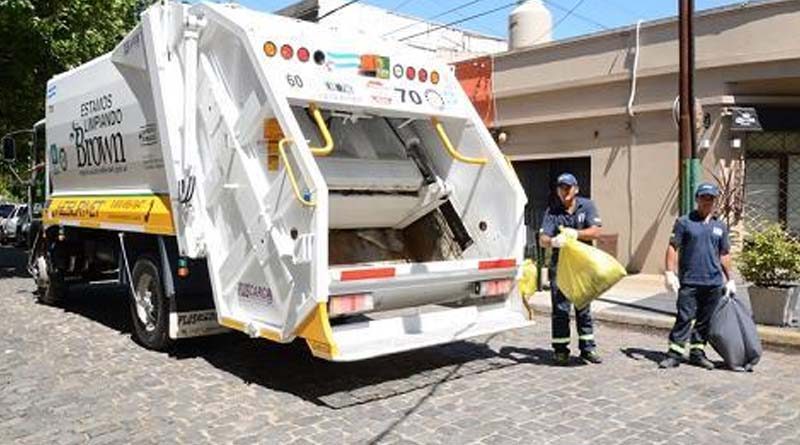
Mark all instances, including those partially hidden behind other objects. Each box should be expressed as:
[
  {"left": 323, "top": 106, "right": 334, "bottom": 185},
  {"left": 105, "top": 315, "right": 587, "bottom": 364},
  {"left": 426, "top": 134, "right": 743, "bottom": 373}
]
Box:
[
  {"left": 0, "top": 245, "right": 29, "bottom": 279},
  {"left": 6, "top": 255, "right": 553, "bottom": 410},
  {"left": 620, "top": 347, "right": 668, "bottom": 365}
]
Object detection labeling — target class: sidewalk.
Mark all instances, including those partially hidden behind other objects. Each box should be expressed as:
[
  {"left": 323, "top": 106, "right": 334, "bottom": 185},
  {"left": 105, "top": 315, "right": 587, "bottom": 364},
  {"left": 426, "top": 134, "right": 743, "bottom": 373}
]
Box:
[{"left": 527, "top": 274, "right": 800, "bottom": 349}]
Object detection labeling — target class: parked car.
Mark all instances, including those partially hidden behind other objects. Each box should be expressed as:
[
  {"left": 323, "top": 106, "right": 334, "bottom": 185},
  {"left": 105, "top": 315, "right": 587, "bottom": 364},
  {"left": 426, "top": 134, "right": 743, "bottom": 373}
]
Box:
[
  {"left": 0, "top": 203, "right": 16, "bottom": 226},
  {"left": 2, "top": 205, "right": 26, "bottom": 245},
  {"left": 15, "top": 209, "right": 31, "bottom": 248},
  {"left": 0, "top": 203, "right": 18, "bottom": 243}
]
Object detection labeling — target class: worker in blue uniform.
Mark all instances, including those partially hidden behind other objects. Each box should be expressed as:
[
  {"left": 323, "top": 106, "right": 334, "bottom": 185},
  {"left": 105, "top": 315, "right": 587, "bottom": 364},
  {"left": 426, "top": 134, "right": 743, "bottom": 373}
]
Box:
[
  {"left": 660, "top": 182, "right": 735, "bottom": 369},
  {"left": 539, "top": 173, "right": 603, "bottom": 366}
]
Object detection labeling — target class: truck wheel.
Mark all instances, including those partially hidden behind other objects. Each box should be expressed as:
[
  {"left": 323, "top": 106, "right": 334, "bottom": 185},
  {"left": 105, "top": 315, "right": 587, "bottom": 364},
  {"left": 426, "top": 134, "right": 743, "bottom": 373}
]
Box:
[
  {"left": 36, "top": 255, "right": 66, "bottom": 305},
  {"left": 129, "top": 256, "right": 172, "bottom": 351}
]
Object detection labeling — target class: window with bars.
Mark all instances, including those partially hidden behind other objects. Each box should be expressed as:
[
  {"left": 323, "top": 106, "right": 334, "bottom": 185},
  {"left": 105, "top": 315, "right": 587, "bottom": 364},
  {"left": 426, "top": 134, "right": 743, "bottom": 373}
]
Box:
[{"left": 744, "top": 132, "right": 800, "bottom": 237}]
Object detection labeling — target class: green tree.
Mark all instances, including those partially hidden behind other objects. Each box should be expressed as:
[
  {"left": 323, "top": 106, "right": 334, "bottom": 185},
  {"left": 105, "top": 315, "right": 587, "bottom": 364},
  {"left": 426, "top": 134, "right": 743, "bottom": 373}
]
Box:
[{"left": 0, "top": 0, "right": 150, "bottom": 198}]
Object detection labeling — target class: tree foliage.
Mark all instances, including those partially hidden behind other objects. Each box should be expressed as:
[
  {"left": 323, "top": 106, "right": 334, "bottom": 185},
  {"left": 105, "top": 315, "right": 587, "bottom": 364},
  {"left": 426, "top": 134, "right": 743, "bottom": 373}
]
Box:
[
  {"left": 0, "top": 0, "right": 151, "bottom": 199},
  {"left": 0, "top": 0, "right": 151, "bottom": 132}
]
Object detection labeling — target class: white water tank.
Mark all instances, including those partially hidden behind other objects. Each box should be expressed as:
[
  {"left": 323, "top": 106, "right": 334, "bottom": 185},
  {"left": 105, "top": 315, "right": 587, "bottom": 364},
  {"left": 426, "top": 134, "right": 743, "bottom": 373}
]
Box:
[{"left": 509, "top": 0, "right": 553, "bottom": 50}]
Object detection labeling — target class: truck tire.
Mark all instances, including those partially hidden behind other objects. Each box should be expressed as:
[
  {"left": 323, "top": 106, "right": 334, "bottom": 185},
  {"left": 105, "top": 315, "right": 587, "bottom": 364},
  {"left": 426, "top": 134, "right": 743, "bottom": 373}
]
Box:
[
  {"left": 129, "top": 255, "right": 172, "bottom": 351},
  {"left": 36, "top": 255, "right": 66, "bottom": 305}
]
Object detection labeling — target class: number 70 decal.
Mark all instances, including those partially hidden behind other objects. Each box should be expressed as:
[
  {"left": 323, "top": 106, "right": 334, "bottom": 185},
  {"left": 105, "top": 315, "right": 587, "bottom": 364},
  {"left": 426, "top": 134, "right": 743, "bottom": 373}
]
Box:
[{"left": 394, "top": 88, "right": 422, "bottom": 105}]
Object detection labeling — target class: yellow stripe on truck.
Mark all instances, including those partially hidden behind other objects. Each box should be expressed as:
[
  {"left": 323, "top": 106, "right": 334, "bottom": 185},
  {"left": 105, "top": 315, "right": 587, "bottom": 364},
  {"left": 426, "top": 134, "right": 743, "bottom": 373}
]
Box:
[{"left": 43, "top": 195, "right": 175, "bottom": 235}]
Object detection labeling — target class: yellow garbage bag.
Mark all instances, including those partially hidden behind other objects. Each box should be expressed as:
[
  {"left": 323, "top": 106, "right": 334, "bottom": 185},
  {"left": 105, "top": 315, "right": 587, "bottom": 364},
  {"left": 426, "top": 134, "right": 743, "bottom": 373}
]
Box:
[
  {"left": 556, "top": 238, "right": 627, "bottom": 309},
  {"left": 519, "top": 259, "right": 538, "bottom": 297}
]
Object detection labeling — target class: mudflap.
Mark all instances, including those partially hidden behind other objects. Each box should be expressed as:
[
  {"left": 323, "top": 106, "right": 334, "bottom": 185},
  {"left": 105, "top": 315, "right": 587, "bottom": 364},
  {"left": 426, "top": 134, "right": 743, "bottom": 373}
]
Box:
[{"left": 157, "top": 237, "right": 228, "bottom": 339}]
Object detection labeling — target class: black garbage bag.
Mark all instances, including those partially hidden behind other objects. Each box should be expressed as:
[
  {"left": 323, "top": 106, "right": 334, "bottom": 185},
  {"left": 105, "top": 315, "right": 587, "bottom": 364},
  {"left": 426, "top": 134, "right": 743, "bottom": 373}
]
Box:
[{"left": 708, "top": 293, "right": 762, "bottom": 372}]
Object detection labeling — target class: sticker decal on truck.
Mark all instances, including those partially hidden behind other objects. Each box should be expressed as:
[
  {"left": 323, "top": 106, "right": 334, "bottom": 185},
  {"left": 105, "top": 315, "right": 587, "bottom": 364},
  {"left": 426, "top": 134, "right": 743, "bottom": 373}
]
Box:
[
  {"left": 237, "top": 282, "right": 273, "bottom": 305},
  {"left": 169, "top": 310, "right": 228, "bottom": 339},
  {"left": 44, "top": 195, "right": 175, "bottom": 235}
]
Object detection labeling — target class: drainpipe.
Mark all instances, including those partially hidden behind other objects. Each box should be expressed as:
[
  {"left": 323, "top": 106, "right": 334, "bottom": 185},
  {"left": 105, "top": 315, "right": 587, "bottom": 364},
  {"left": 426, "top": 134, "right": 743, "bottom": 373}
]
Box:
[{"left": 679, "top": 0, "right": 699, "bottom": 215}]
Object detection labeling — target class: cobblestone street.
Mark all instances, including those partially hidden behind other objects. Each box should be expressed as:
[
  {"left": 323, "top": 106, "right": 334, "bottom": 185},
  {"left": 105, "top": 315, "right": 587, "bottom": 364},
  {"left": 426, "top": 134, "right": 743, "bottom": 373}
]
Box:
[{"left": 1, "top": 248, "right": 799, "bottom": 445}]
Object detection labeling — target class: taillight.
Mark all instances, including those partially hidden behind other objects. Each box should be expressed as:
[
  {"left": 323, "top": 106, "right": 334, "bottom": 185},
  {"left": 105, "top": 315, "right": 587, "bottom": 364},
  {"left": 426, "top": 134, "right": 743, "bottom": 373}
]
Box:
[
  {"left": 280, "top": 44, "right": 294, "bottom": 60},
  {"left": 297, "top": 47, "right": 310, "bottom": 62},
  {"left": 329, "top": 293, "right": 375, "bottom": 317},
  {"left": 418, "top": 68, "right": 428, "bottom": 83},
  {"left": 474, "top": 279, "right": 513, "bottom": 297}
]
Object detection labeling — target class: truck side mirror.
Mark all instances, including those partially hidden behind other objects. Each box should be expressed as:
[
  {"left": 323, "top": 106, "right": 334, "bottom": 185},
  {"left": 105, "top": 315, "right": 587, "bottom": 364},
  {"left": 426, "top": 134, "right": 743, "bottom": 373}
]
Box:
[{"left": 2, "top": 137, "right": 16, "bottom": 162}]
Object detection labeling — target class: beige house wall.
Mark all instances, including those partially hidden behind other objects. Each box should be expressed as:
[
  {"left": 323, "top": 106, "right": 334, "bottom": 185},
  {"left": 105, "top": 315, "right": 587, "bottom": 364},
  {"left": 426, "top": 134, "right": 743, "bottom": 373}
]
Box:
[{"left": 490, "top": 0, "right": 800, "bottom": 273}]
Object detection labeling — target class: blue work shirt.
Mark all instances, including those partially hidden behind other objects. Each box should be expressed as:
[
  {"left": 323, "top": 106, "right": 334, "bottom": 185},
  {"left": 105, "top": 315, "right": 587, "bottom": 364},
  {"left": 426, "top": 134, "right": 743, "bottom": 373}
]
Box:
[
  {"left": 670, "top": 211, "right": 731, "bottom": 287},
  {"left": 540, "top": 197, "right": 602, "bottom": 267}
]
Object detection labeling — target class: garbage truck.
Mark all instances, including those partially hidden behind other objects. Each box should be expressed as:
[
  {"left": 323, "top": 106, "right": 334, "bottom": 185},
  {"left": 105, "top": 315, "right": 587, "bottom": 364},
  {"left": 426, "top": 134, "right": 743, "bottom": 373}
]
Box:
[{"left": 32, "top": 1, "right": 530, "bottom": 361}]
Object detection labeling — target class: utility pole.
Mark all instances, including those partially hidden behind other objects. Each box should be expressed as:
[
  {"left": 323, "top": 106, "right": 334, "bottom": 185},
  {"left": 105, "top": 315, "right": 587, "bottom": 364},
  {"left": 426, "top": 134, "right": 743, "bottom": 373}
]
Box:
[{"left": 679, "top": 0, "right": 699, "bottom": 215}]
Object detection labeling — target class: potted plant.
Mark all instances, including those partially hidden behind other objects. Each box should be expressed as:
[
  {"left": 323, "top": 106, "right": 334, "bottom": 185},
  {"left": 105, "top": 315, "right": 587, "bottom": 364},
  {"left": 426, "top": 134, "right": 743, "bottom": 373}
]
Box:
[{"left": 739, "top": 224, "right": 800, "bottom": 326}]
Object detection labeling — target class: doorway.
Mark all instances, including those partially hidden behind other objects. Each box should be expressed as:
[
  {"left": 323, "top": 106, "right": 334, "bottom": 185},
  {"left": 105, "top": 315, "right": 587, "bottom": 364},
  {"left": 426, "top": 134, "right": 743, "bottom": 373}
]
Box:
[{"left": 513, "top": 156, "right": 592, "bottom": 258}]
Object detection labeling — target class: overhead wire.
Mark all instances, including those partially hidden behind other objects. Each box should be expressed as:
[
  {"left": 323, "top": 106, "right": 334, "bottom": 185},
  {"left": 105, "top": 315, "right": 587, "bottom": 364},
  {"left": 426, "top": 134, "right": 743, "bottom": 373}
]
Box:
[
  {"left": 389, "top": 0, "right": 419, "bottom": 12},
  {"left": 529, "top": 0, "right": 589, "bottom": 45},
  {"left": 317, "top": 0, "right": 361, "bottom": 21},
  {"left": 435, "top": 0, "right": 507, "bottom": 38},
  {"left": 542, "top": 0, "right": 609, "bottom": 31},
  {"left": 382, "top": 0, "right": 491, "bottom": 37},
  {"left": 397, "top": 1, "right": 519, "bottom": 42}
]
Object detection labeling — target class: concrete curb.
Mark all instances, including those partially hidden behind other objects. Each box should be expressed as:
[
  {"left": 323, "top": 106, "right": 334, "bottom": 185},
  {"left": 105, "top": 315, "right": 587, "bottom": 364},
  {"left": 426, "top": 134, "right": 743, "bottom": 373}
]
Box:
[{"left": 528, "top": 300, "right": 800, "bottom": 349}]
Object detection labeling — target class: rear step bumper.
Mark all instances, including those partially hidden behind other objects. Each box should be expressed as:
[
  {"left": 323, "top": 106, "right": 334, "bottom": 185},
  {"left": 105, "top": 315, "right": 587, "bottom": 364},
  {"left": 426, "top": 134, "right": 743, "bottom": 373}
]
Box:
[
  {"left": 308, "top": 301, "right": 533, "bottom": 362},
  {"left": 329, "top": 259, "right": 519, "bottom": 312}
]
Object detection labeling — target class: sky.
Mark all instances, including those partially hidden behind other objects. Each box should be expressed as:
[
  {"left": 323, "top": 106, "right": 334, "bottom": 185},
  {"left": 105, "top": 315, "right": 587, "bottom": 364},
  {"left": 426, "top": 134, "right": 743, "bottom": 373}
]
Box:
[{"left": 192, "top": 0, "right": 749, "bottom": 40}]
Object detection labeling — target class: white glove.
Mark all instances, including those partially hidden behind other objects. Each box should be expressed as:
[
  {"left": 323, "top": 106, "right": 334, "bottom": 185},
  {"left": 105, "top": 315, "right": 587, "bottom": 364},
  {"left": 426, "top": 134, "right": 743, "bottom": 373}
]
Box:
[
  {"left": 561, "top": 228, "right": 579, "bottom": 240},
  {"left": 725, "top": 280, "right": 737, "bottom": 297},
  {"left": 551, "top": 234, "right": 567, "bottom": 248},
  {"left": 551, "top": 228, "right": 578, "bottom": 248},
  {"left": 664, "top": 271, "right": 680, "bottom": 294}
]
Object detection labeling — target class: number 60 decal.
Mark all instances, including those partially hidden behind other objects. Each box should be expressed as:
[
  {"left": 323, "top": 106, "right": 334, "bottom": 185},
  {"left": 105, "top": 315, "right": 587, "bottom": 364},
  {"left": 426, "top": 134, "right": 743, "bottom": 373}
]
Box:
[{"left": 286, "top": 74, "right": 304, "bottom": 88}]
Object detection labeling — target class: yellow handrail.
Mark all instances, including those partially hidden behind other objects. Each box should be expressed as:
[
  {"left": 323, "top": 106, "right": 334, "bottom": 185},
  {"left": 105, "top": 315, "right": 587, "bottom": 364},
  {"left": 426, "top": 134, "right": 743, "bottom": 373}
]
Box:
[
  {"left": 278, "top": 138, "right": 316, "bottom": 207},
  {"left": 431, "top": 117, "right": 488, "bottom": 165},
  {"left": 308, "top": 103, "right": 334, "bottom": 156}
]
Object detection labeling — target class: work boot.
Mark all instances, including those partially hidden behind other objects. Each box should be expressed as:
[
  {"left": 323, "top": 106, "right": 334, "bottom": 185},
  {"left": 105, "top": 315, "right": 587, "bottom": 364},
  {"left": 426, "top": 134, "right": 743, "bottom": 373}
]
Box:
[
  {"left": 580, "top": 350, "right": 603, "bottom": 364},
  {"left": 689, "top": 352, "right": 715, "bottom": 370},
  {"left": 658, "top": 355, "right": 681, "bottom": 369},
  {"left": 552, "top": 351, "right": 570, "bottom": 366}
]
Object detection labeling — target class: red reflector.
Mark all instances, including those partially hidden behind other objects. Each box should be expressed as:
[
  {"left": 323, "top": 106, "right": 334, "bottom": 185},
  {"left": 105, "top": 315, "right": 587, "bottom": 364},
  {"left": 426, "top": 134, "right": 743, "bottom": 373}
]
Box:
[
  {"left": 478, "top": 259, "right": 517, "bottom": 270},
  {"left": 340, "top": 267, "right": 396, "bottom": 281},
  {"left": 280, "top": 44, "right": 293, "bottom": 60},
  {"left": 418, "top": 68, "right": 428, "bottom": 82},
  {"left": 297, "top": 47, "right": 310, "bottom": 62},
  {"left": 406, "top": 66, "right": 416, "bottom": 80}
]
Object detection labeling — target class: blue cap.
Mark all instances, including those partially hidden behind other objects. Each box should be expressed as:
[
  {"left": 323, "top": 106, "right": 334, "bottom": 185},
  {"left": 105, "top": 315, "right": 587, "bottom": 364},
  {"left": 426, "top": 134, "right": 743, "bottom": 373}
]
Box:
[
  {"left": 695, "top": 182, "right": 719, "bottom": 197},
  {"left": 556, "top": 173, "right": 578, "bottom": 187}
]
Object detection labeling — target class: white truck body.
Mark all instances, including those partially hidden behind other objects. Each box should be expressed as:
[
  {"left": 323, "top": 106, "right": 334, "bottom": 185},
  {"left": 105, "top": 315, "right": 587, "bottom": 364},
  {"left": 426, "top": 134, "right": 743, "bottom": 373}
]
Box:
[{"left": 41, "top": 1, "right": 530, "bottom": 361}]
